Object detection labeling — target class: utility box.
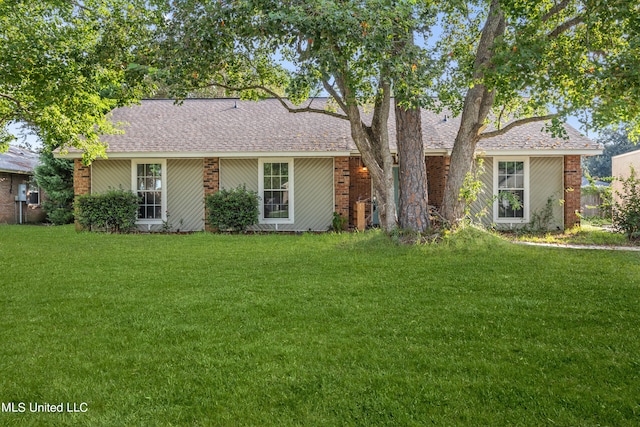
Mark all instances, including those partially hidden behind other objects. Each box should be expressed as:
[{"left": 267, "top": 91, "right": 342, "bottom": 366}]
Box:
[
  {"left": 17, "top": 183, "right": 27, "bottom": 202},
  {"left": 354, "top": 201, "right": 366, "bottom": 231}
]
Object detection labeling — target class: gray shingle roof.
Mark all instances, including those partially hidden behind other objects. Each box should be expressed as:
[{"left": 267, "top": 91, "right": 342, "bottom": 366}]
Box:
[
  {"left": 0, "top": 146, "right": 40, "bottom": 174},
  {"left": 91, "top": 98, "right": 599, "bottom": 155}
]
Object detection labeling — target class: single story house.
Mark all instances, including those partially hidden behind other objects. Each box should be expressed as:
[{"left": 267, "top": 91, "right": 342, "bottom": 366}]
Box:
[
  {"left": 0, "top": 146, "right": 45, "bottom": 224},
  {"left": 611, "top": 149, "right": 640, "bottom": 203},
  {"left": 58, "top": 98, "right": 601, "bottom": 232}
]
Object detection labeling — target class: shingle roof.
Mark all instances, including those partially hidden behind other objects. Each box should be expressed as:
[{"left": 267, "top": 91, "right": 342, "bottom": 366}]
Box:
[
  {"left": 0, "top": 146, "right": 40, "bottom": 174},
  {"left": 91, "top": 98, "right": 599, "bottom": 155}
]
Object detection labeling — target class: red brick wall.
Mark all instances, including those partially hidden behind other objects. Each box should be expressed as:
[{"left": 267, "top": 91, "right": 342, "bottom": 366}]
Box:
[
  {"left": 73, "top": 159, "right": 92, "bottom": 230},
  {"left": 203, "top": 157, "right": 220, "bottom": 231},
  {"left": 348, "top": 157, "right": 372, "bottom": 227},
  {"left": 334, "top": 157, "right": 350, "bottom": 227},
  {"left": 1, "top": 172, "right": 24, "bottom": 223},
  {"left": 0, "top": 172, "right": 47, "bottom": 224},
  {"left": 564, "top": 155, "right": 582, "bottom": 229},
  {"left": 425, "top": 156, "right": 450, "bottom": 209},
  {"left": 74, "top": 159, "right": 91, "bottom": 197}
]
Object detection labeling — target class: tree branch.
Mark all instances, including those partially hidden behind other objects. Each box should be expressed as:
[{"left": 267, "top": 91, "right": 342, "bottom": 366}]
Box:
[
  {"left": 0, "top": 93, "right": 31, "bottom": 115},
  {"left": 69, "top": 0, "right": 92, "bottom": 12},
  {"left": 542, "top": 0, "right": 571, "bottom": 22},
  {"left": 547, "top": 15, "right": 585, "bottom": 38},
  {"left": 478, "top": 114, "right": 559, "bottom": 140},
  {"left": 199, "top": 82, "right": 350, "bottom": 121},
  {"left": 321, "top": 78, "right": 348, "bottom": 115}
]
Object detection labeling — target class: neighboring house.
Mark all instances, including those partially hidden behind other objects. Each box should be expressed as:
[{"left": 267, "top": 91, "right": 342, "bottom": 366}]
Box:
[
  {"left": 611, "top": 149, "right": 640, "bottom": 203},
  {"left": 57, "top": 98, "right": 601, "bottom": 232},
  {"left": 0, "top": 146, "right": 45, "bottom": 224}
]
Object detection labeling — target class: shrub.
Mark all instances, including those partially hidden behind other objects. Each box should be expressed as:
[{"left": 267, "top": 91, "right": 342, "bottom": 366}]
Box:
[
  {"left": 33, "top": 151, "right": 74, "bottom": 225},
  {"left": 75, "top": 189, "right": 139, "bottom": 233},
  {"left": 331, "top": 212, "right": 348, "bottom": 232},
  {"left": 206, "top": 185, "right": 259, "bottom": 232},
  {"left": 612, "top": 166, "right": 640, "bottom": 240}
]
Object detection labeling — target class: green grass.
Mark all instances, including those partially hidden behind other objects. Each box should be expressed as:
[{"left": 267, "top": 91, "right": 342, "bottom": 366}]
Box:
[
  {"left": 514, "top": 223, "right": 638, "bottom": 247},
  {"left": 1, "top": 225, "right": 639, "bottom": 426}
]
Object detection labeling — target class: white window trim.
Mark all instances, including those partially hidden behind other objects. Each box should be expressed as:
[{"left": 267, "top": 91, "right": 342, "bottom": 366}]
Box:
[
  {"left": 27, "top": 184, "right": 40, "bottom": 206},
  {"left": 493, "top": 157, "right": 530, "bottom": 224},
  {"left": 131, "top": 159, "right": 167, "bottom": 224},
  {"left": 258, "top": 158, "right": 294, "bottom": 224}
]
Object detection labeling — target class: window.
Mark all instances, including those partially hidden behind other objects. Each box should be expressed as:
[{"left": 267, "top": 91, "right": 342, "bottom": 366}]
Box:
[
  {"left": 494, "top": 159, "right": 528, "bottom": 222},
  {"left": 28, "top": 183, "right": 39, "bottom": 205},
  {"left": 132, "top": 160, "right": 166, "bottom": 223},
  {"left": 259, "top": 159, "right": 294, "bottom": 223}
]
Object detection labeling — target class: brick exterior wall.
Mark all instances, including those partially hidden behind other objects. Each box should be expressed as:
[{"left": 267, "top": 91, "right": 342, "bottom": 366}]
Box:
[
  {"left": 425, "top": 156, "right": 450, "bottom": 209},
  {"left": 203, "top": 157, "right": 220, "bottom": 231},
  {"left": 0, "top": 172, "right": 39, "bottom": 224},
  {"left": 73, "top": 159, "right": 92, "bottom": 230},
  {"left": 74, "top": 159, "right": 91, "bottom": 197},
  {"left": 334, "top": 157, "right": 350, "bottom": 227},
  {"left": 564, "top": 155, "right": 582, "bottom": 229},
  {"left": 348, "top": 157, "right": 372, "bottom": 227}
]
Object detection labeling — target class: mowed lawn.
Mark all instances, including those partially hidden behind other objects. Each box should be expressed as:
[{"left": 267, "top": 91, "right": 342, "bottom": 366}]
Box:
[{"left": 1, "top": 226, "right": 639, "bottom": 426}]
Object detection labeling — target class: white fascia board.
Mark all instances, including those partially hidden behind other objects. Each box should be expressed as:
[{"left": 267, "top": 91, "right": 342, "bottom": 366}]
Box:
[
  {"left": 0, "top": 169, "right": 32, "bottom": 175},
  {"left": 55, "top": 151, "right": 352, "bottom": 159},
  {"left": 478, "top": 149, "right": 603, "bottom": 157},
  {"left": 349, "top": 150, "right": 451, "bottom": 156},
  {"left": 612, "top": 150, "right": 640, "bottom": 160}
]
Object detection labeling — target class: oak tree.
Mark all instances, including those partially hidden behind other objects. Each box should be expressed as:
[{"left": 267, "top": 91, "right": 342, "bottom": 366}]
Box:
[
  {"left": 0, "top": 0, "right": 162, "bottom": 161},
  {"left": 155, "top": 0, "right": 438, "bottom": 231},
  {"left": 435, "top": 0, "right": 640, "bottom": 223}
]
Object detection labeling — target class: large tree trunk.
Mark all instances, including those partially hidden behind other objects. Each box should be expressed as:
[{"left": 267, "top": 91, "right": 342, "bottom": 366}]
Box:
[
  {"left": 341, "top": 77, "right": 397, "bottom": 231},
  {"left": 395, "top": 100, "right": 430, "bottom": 231},
  {"left": 350, "top": 120, "right": 397, "bottom": 231},
  {"left": 441, "top": 0, "right": 506, "bottom": 225}
]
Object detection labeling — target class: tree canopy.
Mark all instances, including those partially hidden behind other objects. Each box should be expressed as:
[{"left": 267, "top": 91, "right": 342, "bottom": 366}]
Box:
[
  {"left": 585, "top": 129, "right": 640, "bottom": 178},
  {"left": 0, "top": 0, "right": 162, "bottom": 160},
  {"left": 436, "top": 0, "right": 640, "bottom": 222},
  {"left": 154, "top": 0, "right": 440, "bottom": 230}
]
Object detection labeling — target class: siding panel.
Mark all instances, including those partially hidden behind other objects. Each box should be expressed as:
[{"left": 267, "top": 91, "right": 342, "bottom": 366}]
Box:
[
  {"left": 288, "top": 158, "right": 333, "bottom": 231},
  {"left": 91, "top": 160, "right": 130, "bottom": 193},
  {"left": 220, "top": 159, "right": 258, "bottom": 191},
  {"left": 530, "top": 157, "right": 564, "bottom": 230},
  {"left": 469, "top": 157, "right": 493, "bottom": 227},
  {"left": 167, "top": 159, "right": 204, "bottom": 232},
  {"left": 221, "top": 158, "right": 333, "bottom": 232}
]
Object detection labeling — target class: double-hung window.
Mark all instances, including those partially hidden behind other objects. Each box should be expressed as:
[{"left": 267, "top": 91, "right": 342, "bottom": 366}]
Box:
[
  {"left": 494, "top": 158, "right": 528, "bottom": 222},
  {"left": 132, "top": 160, "right": 166, "bottom": 223},
  {"left": 259, "top": 159, "right": 294, "bottom": 224}
]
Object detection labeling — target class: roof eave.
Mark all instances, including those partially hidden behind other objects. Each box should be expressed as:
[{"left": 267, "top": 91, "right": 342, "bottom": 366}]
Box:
[
  {"left": 478, "top": 148, "right": 603, "bottom": 157},
  {"left": 0, "top": 168, "right": 32, "bottom": 175},
  {"left": 56, "top": 150, "right": 353, "bottom": 160}
]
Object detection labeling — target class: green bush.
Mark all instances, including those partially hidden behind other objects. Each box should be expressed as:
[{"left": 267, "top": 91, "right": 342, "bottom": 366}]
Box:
[
  {"left": 331, "top": 212, "right": 348, "bottom": 232},
  {"left": 44, "top": 206, "right": 75, "bottom": 225},
  {"left": 75, "top": 189, "right": 139, "bottom": 233},
  {"left": 33, "top": 151, "right": 74, "bottom": 225},
  {"left": 612, "top": 167, "right": 640, "bottom": 240},
  {"left": 206, "top": 185, "right": 259, "bottom": 232}
]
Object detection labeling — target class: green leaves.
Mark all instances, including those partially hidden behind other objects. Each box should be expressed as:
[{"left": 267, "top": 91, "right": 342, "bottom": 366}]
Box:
[
  {"left": 75, "top": 189, "right": 140, "bottom": 233},
  {"left": 206, "top": 185, "right": 260, "bottom": 232},
  {"left": 435, "top": 0, "right": 640, "bottom": 135},
  {"left": 0, "top": 0, "right": 165, "bottom": 160}
]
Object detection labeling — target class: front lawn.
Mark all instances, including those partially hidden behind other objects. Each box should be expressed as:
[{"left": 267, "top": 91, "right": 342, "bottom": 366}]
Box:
[
  {"left": 513, "top": 223, "right": 638, "bottom": 247},
  {"left": 1, "top": 226, "right": 639, "bottom": 426}
]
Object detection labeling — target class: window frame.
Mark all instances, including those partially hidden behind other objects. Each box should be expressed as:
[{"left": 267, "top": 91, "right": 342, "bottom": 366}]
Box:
[
  {"left": 27, "top": 182, "right": 40, "bottom": 206},
  {"left": 258, "top": 158, "right": 294, "bottom": 224},
  {"left": 131, "top": 159, "right": 167, "bottom": 224},
  {"left": 493, "top": 157, "right": 530, "bottom": 224}
]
